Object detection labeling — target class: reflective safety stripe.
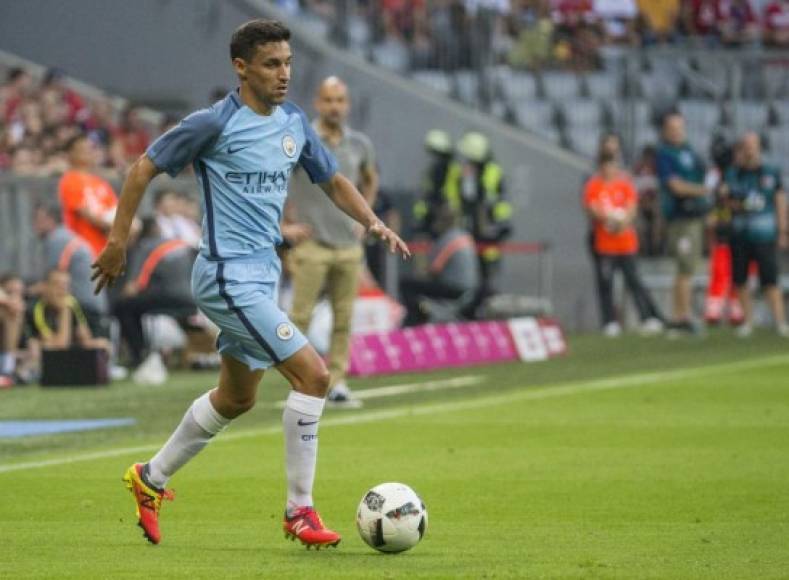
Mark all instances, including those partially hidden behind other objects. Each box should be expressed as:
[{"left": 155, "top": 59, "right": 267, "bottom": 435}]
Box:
[
  {"left": 57, "top": 237, "right": 88, "bottom": 271},
  {"left": 413, "top": 200, "right": 428, "bottom": 219},
  {"left": 481, "top": 163, "right": 503, "bottom": 202},
  {"left": 493, "top": 201, "right": 513, "bottom": 222},
  {"left": 430, "top": 234, "right": 475, "bottom": 274},
  {"left": 135, "top": 240, "right": 189, "bottom": 291},
  {"left": 442, "top": 162, "right": 463, "bottom": 212}
]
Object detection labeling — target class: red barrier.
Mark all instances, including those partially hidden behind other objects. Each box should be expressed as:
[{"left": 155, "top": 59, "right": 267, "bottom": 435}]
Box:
[{"left": 407, "top": 241, "right": 548, "bottom": 255}]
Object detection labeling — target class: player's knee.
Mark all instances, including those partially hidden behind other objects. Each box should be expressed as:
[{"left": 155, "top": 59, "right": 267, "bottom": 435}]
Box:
[
  {"left": 292, "top": 362, "right": 330, "bottom": 397},
  {"left": 217, "top": 392, "right": 256, "bottom": 418}
]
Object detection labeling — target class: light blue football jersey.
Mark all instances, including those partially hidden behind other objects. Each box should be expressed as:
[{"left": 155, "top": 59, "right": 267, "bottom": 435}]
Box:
[{"left": 147, "top": 91, "right": 338, "bottom": 260}]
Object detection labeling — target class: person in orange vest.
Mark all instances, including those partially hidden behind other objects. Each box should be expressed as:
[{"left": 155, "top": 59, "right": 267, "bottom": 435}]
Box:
[
  {"left": 113, "top": 217, "right": 197, "bottom": 384},
  {"left": 583, "top": 149, "right": 664, "bottom": 336},
  {"left": 58, "top": 133, "right": 120, "bottom": 257}
]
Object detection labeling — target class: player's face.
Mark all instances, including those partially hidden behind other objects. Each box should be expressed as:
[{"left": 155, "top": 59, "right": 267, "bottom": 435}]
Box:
[
  {"left": 315, "top": 83, "right": 349, "bottom": 127},
  {"left": 235, "top": 41, "right": 292, "bottom": 107}
]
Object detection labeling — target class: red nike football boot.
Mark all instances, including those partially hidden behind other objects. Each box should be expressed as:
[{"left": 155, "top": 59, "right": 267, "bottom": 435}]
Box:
[{"left": 283, "top": 506, "right": 341, "bottom": 549}]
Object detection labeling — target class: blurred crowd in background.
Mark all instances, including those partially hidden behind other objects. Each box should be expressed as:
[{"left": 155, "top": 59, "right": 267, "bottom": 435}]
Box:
[
  {"left": 0, "top": 66, "right": 168, "bottom": 179},
  {"left": 2, "top": 1, "right": 788, "bottom": 388},
  {"left": 280, "top": 0, "right": 789, "bottom": 71}
]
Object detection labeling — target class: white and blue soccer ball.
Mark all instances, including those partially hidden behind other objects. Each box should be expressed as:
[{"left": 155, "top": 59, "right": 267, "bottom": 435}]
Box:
[{"left": 356, "top": 482, "right": 428, "bottom": 553}]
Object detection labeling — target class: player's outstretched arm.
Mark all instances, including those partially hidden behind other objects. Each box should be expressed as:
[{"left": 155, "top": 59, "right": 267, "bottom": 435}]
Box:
[
  {"left": 320, "top": 173, "right": 411, "bottom": 259},
  {"left": 91, "top": 155, "right": 160, "bottom": 294}
]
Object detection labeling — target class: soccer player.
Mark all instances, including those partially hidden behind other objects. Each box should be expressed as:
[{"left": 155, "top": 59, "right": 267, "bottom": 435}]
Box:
[{"left": 91, "top": 19, "right": 410, "bottom": 549}]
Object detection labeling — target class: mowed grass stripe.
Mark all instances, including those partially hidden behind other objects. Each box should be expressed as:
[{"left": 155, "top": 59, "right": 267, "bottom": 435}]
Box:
[{"left": 1, "top": 352, "right": 787, "bottom": 476}]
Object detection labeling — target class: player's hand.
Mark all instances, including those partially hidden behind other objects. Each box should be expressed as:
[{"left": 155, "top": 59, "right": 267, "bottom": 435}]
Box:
[
  {"left": 779, "top": 231, "right": 789, "bottom": 251},
  {"left": 91, "top": 240, "right": 127, "bottom": 294},
  {"left": 367, "top": 221, "right": 411, "bottom": 259}
]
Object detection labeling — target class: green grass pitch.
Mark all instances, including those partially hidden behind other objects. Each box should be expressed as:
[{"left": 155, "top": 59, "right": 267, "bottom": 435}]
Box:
[{"left": 1, "top": 330, "right": 788, "bottom": 578}]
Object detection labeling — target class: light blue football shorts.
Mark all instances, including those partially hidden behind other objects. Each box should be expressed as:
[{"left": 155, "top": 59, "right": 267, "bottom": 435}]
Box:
[{"left": 191, "top": 250, "right": 308, "bottom": 370}]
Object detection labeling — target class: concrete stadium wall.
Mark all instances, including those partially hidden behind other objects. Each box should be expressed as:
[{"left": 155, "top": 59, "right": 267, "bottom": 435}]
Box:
[{"left": 0, "top": 0, "right": 598, "bottom": 330}]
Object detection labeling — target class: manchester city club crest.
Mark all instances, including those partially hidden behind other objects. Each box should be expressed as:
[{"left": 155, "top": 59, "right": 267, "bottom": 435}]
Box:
[
  {"left": 282, "top": 134, "right": 297, "bottom": 158},
  {"left": 276, "top": 322, "right": 294, "bottom": 341}
]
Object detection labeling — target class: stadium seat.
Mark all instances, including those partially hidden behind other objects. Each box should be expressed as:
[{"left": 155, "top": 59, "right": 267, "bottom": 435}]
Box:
[
  {"left": 724, "top": 101, "right": 770, "bottom": 130},
  {"left": 678, "top": 100, "right": 721, "bottom": 131},
  {"left": 497, "top": 69, "right": 538, "bottom": 102},
  {"left": 767, "top": 126, "right": 789, "bottom": 158},
  {"left": 346, "top": 15, "right": 371, "bottom": 52},
  {"left": 632, "top": 124, "right": 659, "bottom": 153},
  {"left": 607, "top": 99, "right": 653, "bottom": 129},
  {"left": 513, "top": 100, "right": 556, "bottom": 132},
  {"left": 454, "top": 71, "right": 479, "bottom": 106},
  {"left": 540, "top": 72, "right": 580, "bottom": 100},
  {"left": 687, "top": 128, "right": 713, "bottom": 159},
  {"left": 687, "top": 57, "right": 728, "bottom": 99},
  {"left": 771, "top": 101, "right": 789, "bottom": 126},
  {"left": 565, "top": 127, "right": 599, "bottom": 159},
  {"left": 639, "top": 72, "right": 681, "bottom": 106},
  {"left": 527, "top": 124, "right": 562, "bottom": 145},
  {"left": 371, "top": 41, "right": 409, "bottom": 73},
  {"left": 582, "top": 72, "right": 621, "bottom": 100},
  {"left": 557, "top": 100, "right": 603, "bottom": 128},
  {"left": 411, "top": 70, "right": 453, "bottom": 97},
  {"left": 763, "top": 64, "right": 789, "bottom": 100}
]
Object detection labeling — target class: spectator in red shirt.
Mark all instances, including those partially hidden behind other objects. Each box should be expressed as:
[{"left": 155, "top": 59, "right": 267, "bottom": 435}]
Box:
[
  {"left": 763, "top": 0, "right": 789, "bottom": 47},
  {"left": 115, "top": 105, "right": 151, "bottom": 165},
  {"left": 684, "top": 0, "right": 725, "bottom": 41},
  {"left": 551, "top": 0, "right": 602, "bottom": 69},
  {"left": 41, "top": 68, "right": 87, "bottom": 125},
  {"left": 2, "top": 68, "right": 34, "bottom": 123},
  {"left": 720, "top": 0, "right": 759, "bottom": 45}
]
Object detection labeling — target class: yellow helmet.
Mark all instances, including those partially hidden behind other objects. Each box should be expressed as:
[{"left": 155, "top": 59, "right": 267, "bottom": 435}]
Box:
[
  {"left": 424, "top": 129, "right": 452, "bottom": 154},
  {"left": 457, "top": 131, "right": 490, "bottom": 163}
]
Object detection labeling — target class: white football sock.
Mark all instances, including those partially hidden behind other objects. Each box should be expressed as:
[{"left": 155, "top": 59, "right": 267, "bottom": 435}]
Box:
[
  {"left": 283, "top": 390, "right": 325, "bottom": 512},
  {"left": 146, "top": 390, "right": 230, "bottom": 489}
]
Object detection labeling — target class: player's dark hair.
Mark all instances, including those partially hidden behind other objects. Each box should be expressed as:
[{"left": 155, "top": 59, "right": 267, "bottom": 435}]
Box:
[{"left": 230, "top": 19, "right": 290, "bottom": 61}]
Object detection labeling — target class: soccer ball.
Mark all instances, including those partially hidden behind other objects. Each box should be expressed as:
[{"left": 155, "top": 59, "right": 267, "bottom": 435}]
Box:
[{"left": 356, "top": 482, "right": 428, "bottom": 553}]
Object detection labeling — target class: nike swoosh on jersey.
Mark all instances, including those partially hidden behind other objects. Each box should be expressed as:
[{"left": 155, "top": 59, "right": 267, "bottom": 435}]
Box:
[
  {"left": 228, "top": 144, "right": 251, "bottom": 154},
  {"left": 297, "top": 419, "right": 318, "bottom": 426}
]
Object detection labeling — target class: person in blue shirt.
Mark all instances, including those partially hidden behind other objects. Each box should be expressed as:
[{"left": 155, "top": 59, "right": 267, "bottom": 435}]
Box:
[
  {"left": 91, "top": 19, "right": 410, "bottom": 550},
  {"left": 721, "top": 132, "right": 788, "bottom": 337}
]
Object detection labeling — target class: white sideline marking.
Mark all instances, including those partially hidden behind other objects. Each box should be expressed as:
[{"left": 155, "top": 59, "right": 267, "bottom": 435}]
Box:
[
  {"left": 1, "top": 353, "right": 787, "bottom": 475},
  {"left": 270, "top": 375, "right": 485, "bottom": 408}
]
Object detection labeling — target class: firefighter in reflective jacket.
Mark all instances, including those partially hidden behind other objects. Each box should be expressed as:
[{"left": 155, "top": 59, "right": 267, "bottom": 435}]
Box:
[
  {"left": 445, "top": 131, "right": 513, "bottom": 316},
  {"left": 413, "top": 129, "right": 454, "bottom": 234}
]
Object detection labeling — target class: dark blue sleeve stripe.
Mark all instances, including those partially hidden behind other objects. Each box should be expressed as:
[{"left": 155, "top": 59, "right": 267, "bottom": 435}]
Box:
[
  {"left": 199, "top": 161, "right": 218, "bottom": 259},
  {"left": 215, "top": 262, "right": 281, "bottom": 364}
]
